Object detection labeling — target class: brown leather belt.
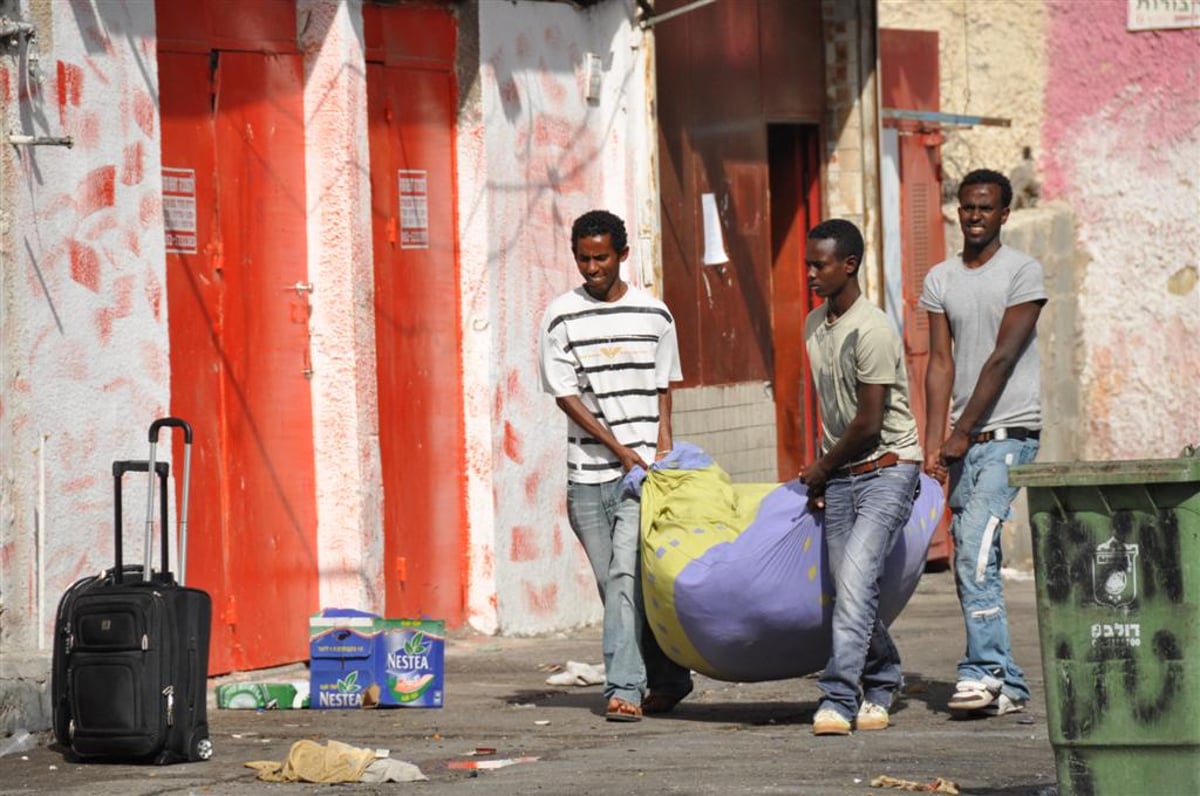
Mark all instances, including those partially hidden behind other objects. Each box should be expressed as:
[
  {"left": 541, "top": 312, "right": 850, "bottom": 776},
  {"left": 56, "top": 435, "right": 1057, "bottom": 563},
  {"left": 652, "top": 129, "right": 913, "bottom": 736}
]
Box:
[
  {"left": 838, "top": 452, "right": 920, "bottom": 477},
  {"left": 969, "top": 427, "right": 1040, "bottom": 445}
]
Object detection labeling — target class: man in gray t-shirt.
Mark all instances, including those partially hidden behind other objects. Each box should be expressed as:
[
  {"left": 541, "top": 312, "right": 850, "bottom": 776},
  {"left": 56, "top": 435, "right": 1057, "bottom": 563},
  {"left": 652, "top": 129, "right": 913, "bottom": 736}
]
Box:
[{"left": 919, "top": 169, "right": 1047, "bottom": 718}]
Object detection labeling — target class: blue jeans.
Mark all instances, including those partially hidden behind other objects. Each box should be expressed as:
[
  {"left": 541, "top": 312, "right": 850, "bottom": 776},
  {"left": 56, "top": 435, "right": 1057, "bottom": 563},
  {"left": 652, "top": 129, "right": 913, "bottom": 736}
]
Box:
[
  {"left": 817, "top": 462, "right": 920, "bottom": 720},
  {"left": 567, "top": 478, "right": 692, "bottom": 704},
  {"left": 947, "top": 437, "right": 1039, "bottom": 701}
]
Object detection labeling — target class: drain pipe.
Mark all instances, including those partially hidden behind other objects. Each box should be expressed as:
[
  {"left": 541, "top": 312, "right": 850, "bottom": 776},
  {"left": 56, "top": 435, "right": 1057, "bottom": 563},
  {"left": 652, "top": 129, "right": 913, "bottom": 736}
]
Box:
[{"left": 633, "top": 1, "right": 663, "bottom": 292}]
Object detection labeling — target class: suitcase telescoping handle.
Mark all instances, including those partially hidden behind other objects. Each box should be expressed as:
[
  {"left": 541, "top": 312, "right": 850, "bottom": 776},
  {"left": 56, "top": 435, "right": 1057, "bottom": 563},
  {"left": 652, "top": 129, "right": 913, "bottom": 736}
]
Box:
[
  {"left": 145, "top": 418, "right": 193, "bottom": 585},
  {"left": 112, "top": 461, "right": 169, "bottom": 584}
]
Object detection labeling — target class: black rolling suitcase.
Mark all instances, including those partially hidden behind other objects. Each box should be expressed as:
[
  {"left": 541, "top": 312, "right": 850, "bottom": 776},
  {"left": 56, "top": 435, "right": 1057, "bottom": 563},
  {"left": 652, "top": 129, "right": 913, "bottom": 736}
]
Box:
[{"left": 51, "top": 418, "right": 213, "bottom": 763}]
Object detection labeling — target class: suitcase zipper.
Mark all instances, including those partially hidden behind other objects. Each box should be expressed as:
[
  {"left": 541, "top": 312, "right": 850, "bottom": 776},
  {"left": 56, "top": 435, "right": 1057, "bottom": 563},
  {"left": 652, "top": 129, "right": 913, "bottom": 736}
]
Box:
[{"left": 163, "top": 685, "right": 175, "bottom": 727}]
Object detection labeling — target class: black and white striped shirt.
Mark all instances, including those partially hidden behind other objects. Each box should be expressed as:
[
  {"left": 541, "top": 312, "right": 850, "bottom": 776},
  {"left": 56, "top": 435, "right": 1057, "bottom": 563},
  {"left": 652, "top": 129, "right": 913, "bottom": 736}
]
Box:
[{"left": 539, "top": 286, "right": 682, "bottom": 484}]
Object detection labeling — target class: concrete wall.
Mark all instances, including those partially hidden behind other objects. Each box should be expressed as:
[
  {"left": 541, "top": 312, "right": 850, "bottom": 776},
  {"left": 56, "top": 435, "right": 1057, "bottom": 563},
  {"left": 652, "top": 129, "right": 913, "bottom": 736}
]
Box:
[
  {"left": 1041, "top": 2, "right": 1200, "bottom": 459},
  {"left": 673, "top": 383, "right": 777, "bottom": 484},
  {"left": 881, "top": 0, "right": 1200, "bottom": 461},
  {"left": 298, "top": 0, "right": 385, "bottom": 613},
  {"left": 1, "top": 0, "right": 167, "bottom": 731},
  {"left": 458, "top": 0, "right": 653, "bottom": 635},
  {"left": 1, "top": 0, "right": 168, "bottom": 652}
]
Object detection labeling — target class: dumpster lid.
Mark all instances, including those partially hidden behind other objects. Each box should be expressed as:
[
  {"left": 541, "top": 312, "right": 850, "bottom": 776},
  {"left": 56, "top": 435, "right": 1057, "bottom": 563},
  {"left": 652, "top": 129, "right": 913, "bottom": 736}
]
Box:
[{"left": 1010, "top": 455, "right": 1200, "bottom": 488}]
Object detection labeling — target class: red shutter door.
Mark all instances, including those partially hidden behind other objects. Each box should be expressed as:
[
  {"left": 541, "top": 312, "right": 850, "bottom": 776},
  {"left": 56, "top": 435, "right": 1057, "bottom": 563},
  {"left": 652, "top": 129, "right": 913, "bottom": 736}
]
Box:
[
  {"left": 159, "top": 2, "right": 318, "bottom": 672},
  {"left": 365, "top": 5, "right": 466, "bottom": 622}
]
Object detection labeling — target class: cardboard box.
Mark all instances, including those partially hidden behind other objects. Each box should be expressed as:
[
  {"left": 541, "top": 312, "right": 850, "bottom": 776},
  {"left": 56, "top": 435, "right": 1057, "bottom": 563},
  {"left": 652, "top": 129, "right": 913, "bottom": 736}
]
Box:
[
  {"left": 309, "top": 610, "right": 445, "bottom": 709},
  {"left": 377, "top": 619, "right": 445, "bottom": 707},
  {"left": 309, "top": 609, "right": 380, "bottom": 709}
]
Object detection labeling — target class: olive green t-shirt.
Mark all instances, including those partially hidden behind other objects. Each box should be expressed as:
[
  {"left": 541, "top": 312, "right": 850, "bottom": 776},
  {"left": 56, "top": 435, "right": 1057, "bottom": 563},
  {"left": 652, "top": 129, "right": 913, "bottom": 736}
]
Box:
[{"left": 804, "top": 295, "right": 921, "bottom": 466}]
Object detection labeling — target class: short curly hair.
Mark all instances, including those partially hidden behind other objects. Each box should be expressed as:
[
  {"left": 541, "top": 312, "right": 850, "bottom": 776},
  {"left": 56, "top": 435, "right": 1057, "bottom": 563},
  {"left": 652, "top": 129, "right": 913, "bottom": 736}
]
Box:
[
  {"left": 959, "top": 169, "right": 1014, "bottom": 209},
  {"left": 807, "top": 218, "right": 864, "bottom": 263},
  {"left": 571, "top": 210, "right": 628, "bottom": 253}
]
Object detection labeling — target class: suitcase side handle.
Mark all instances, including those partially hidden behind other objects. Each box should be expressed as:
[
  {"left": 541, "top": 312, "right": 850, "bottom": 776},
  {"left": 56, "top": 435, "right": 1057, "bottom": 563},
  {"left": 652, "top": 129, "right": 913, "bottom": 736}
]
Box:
[
  {"left": 112, "top": 460, "right": 169, "bottom": 584},
  {"left": 145, "top": 417, "right": 193, "bottom": 585}
]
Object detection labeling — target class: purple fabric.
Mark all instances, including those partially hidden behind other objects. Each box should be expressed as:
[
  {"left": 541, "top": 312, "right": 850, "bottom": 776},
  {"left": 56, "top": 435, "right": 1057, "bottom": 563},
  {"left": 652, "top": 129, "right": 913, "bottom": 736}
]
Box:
[
  {"left": 623, "top": 442, "right": 714, "bottom": 498},
  {"left": 670, "top": 474, "right": 943, "bottom": 682}
]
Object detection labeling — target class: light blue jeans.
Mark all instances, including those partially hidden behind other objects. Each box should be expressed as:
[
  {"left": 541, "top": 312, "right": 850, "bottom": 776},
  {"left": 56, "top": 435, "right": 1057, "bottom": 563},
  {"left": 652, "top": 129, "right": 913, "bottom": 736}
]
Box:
[
  {"left": 567, "top": 478, "right": 692, "bottom": 705},
  {"left": 817, "top": 462, "right": 920, "bottom": 720},
  {"left": 947, "top": 437, "right": 1039, "bottom": 701}
]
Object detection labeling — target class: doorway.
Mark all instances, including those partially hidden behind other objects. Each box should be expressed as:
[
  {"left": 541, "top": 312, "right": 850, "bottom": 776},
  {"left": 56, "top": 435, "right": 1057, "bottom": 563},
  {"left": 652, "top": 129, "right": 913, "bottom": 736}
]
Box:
[{"left": 768, "top": 124, "right": 822, "bottom": 479}]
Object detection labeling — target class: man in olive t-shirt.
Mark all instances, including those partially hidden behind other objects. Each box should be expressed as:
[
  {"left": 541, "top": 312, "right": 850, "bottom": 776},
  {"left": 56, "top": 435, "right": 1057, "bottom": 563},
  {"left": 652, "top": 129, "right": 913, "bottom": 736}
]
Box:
[{"left": 800, "top": 219, "right": 921, "bottom": 736}]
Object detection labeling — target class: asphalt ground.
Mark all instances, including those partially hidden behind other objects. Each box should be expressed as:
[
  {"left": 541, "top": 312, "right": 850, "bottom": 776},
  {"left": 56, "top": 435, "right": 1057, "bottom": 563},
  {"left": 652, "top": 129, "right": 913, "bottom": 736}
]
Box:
[{"left": 0, "top": 569, "right": 1062, "bottom": 795}]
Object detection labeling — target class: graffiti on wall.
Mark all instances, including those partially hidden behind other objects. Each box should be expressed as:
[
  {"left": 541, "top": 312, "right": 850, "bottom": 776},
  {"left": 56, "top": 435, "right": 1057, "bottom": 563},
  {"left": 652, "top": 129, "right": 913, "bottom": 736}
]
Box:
[{"left": 1, "top": 3, "right": 166, "bottom": 646}]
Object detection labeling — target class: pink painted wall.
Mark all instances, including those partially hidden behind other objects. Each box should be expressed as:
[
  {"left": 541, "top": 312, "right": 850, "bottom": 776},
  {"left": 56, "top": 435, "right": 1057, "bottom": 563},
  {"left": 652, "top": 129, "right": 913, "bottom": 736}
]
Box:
[
  {"left": 1, "top": 1, "right": 168, "bottom": 650},
  {"left": 459, "top": 1, "right": 652, "bottom": 633},
  {"left": 1042, "top": 1, "right": 1200, "bottom": 458}
]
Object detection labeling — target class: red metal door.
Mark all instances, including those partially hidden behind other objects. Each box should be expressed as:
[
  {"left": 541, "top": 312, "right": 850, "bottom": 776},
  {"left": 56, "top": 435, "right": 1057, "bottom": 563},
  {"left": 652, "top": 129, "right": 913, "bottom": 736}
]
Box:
[
  {"left": 768, "top": 125, "right": 822, "bottom": 479},
  {"left": 159, "top": 42, "right": 318, "bottom": 672},
  {"left": 365, "top": 6, "right": 466, "bottom": 622},
  {"left": 881, "top": 29, "right": 951, "bottom": 565}
]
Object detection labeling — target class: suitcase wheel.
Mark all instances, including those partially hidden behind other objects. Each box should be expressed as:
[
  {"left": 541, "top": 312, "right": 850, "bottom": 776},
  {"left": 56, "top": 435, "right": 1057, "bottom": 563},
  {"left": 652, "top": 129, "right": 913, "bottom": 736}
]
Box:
[{"left": 192, "top": 734, "right": 213, "bottom": 761}]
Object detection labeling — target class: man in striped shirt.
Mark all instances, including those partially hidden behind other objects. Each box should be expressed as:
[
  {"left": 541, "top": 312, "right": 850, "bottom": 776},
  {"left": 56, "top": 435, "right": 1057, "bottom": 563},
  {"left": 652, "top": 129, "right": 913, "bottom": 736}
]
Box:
[{"left": 539, "top": 210, "right": 693, "bottom": 722}]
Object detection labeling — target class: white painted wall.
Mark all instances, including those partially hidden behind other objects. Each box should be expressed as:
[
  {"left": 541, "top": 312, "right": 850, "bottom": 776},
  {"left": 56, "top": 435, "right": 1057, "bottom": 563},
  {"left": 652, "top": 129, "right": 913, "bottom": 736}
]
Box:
[
  {"left": 458, "top": 0, "right": 651, "bottom": 634},
  {"left": 1, "top": 0, "right": 168, "bottom": 651},
  {"left": 298, "top": 0, "right": 385, "bottom": 613}
]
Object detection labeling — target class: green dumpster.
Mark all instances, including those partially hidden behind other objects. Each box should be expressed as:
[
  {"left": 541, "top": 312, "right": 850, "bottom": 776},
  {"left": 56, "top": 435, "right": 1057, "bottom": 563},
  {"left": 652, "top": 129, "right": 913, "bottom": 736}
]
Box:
[{"left": 1010, "top": 454, "right": 1200, "bottom": 796}]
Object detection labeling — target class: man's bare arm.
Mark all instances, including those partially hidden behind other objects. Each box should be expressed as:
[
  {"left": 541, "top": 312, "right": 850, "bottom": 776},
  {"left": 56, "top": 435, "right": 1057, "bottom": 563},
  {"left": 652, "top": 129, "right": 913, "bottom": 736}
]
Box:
[
  {"left": 800, "top": 380, "right": 887, "bottom": 499},
  {"left": 924, "top": 311, "right": 955, "bottom": 480},
  {"left": 940, "top": 301, "right": 1043, "bottom": 462},
  {"left": 655, "top": 389, "right": 673, "bottom": 460},
  {"left": 555, "top": 395, "right": 648, "bottom": 473}
]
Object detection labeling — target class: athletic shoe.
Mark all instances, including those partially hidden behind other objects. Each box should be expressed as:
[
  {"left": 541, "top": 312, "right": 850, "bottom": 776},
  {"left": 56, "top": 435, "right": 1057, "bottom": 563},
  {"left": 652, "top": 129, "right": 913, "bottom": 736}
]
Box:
[
  {"left": 856, "top": 701, "right": 890, "bottom": 731},
  {"left": 976, "top": 692, "right": 1027, "bottom": 717},
  {"left": 812, "top": 708, "right": 852, "bottom": 736},
  {"left": 948, "top": 679, "right": 1000, "bottom": 712}
]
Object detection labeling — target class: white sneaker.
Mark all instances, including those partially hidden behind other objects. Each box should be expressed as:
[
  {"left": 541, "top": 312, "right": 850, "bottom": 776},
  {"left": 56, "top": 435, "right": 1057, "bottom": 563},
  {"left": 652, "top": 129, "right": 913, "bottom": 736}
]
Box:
[
  {"left": 948, "top": 679, "right": 1000, "bottom": 712},
  {"left": 977, "top": 693, "right": 1027, "bottom": 716},
  {"left": 812, "top": 708, "right": 852, "bottom": 736},
  {"left": 856, "top": 701, "right": 890, "bottom": 731}
]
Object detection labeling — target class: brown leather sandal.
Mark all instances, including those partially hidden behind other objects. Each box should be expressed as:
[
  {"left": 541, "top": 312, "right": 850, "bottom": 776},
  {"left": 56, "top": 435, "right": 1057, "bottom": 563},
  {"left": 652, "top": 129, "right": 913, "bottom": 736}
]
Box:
[{"left": 605, "top": 697, "right": 643, "bottom": 722}]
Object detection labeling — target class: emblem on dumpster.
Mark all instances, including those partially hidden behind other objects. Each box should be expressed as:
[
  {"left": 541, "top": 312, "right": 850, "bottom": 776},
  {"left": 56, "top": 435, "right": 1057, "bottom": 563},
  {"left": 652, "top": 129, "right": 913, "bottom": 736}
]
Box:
[{"left": 1092, "top": 536, "right": 1138, "bottom": 608}]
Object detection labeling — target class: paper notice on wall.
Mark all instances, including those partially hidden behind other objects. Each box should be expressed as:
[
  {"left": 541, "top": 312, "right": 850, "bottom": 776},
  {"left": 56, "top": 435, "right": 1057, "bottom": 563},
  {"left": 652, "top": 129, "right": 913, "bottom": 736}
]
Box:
[
  {"left": 1128, "top": 0, "right": 1199, "bottom": 30},
  {"left": 163, "top": 167, "right": 198, "bottom": 254},
  {"left": 399, "top": 169, "right": 429, "bottom": 249}
]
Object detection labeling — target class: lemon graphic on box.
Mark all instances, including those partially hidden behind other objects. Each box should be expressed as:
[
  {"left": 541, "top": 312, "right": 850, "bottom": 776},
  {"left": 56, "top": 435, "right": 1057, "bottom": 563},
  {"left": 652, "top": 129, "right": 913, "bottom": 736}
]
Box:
[{"left": 391, "top": 672, "right": 436, "bottom": 702}]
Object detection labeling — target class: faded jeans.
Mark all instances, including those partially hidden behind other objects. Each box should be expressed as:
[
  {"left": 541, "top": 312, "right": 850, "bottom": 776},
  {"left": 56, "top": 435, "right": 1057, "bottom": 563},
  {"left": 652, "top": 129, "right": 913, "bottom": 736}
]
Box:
[
  {"left": 818, "top": 462, "right": 920, "bottom": 720},
  {"left": 948, "top": 437, "right": 1039, "bottom": 701},
  {"left": 567, "top": 478, "right": 692, "bottom": 705}
]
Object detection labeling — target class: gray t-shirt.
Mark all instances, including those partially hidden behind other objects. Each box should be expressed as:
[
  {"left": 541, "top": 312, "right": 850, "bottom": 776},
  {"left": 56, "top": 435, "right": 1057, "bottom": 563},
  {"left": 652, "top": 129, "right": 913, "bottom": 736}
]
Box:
[{"left": 919, "top": 244, "right": 1047, "bottom": 432}]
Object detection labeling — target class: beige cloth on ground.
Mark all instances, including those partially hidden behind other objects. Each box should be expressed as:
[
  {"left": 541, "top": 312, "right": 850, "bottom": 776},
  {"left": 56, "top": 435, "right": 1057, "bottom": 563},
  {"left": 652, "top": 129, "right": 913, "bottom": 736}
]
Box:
[
  {"left": 246, "top": 739, "right": 426, "bottom": 784},
  {"left": 544, "top": 660, "right": 605, "bottom": 686}
]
